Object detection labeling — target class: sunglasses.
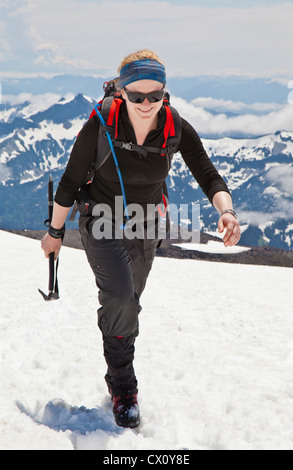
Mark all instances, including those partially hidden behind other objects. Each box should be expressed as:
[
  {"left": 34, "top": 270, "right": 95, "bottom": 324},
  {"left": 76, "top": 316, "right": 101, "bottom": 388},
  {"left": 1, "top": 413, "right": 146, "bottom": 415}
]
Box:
[{"left": 124, "top": 87, "right": 165, "bottom": 104}]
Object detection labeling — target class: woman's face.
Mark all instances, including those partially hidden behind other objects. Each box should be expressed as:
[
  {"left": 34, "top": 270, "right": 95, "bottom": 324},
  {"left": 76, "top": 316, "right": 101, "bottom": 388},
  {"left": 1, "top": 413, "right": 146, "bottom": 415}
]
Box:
[{"left": 121, "top": 79, "right": 164, "bottom": 124}]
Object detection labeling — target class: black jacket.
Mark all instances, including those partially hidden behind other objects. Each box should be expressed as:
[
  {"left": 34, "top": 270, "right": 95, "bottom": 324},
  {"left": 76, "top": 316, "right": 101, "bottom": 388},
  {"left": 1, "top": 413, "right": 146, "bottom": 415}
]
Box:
[{"left": 55, "top": 102, "right": 230, "bottom": 213}]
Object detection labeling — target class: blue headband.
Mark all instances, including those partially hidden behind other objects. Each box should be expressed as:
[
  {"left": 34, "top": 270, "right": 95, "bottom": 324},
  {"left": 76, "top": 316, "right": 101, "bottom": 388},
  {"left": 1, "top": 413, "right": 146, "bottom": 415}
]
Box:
[{"left": 119, "top": 59, "right": 166, "bottom": 88}]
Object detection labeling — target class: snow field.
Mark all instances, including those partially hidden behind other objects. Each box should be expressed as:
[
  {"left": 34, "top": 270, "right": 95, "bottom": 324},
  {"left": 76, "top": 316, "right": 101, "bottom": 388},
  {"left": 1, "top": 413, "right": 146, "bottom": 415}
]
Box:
[{"left": 1, "top": 230, "right": 293, "bottom": 450}]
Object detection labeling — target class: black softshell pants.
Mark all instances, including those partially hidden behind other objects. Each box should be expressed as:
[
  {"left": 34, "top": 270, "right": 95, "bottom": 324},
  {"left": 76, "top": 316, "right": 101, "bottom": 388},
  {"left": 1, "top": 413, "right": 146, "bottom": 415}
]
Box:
[{"left": 79, "top": 214, "right": 160, "bottom": 395}]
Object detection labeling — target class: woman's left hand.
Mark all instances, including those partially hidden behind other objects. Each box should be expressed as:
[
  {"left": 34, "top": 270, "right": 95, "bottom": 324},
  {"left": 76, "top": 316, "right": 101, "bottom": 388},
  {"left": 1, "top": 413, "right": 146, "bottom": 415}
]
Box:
[{"left": 218, "top": 213, "right": 241, "bottom": 247}]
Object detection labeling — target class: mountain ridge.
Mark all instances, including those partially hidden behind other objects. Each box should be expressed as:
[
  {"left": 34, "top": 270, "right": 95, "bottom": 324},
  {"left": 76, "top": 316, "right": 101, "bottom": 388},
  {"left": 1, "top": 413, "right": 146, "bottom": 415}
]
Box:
[
  {"left": 1, "top": 93, "right": 292, "bottom": 251},
  {"left": 4, "top": 228, "right": 293, "bottom": 268}
]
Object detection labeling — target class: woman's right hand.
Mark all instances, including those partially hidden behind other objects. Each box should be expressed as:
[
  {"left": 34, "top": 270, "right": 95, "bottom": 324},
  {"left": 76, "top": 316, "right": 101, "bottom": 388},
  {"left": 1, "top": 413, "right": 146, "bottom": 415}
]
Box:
[{"left": 41, "top": 233, "right": 62, "bottom": 260}]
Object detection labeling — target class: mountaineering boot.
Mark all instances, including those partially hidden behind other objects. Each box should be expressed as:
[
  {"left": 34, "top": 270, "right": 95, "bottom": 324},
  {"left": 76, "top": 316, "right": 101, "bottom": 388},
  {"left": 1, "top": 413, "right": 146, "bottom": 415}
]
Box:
[
  {"left": 103, "top": 335, "right": 139, "bottom": 427},
  {"left": 112, "top": 393, "right": 140, "bottom": 428}
]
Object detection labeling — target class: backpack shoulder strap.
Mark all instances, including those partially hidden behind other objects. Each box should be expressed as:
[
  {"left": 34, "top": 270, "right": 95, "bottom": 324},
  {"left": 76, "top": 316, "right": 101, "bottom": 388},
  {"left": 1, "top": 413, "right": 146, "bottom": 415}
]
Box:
[
  {"left": 92, "top": 95, "right": 123, "bottom": 171},
  {"left": 93, "top": 93, "right": 181, "bottom": 171},
  {"left": 162, "top": 101, "right": 182, "bottom": 162}
]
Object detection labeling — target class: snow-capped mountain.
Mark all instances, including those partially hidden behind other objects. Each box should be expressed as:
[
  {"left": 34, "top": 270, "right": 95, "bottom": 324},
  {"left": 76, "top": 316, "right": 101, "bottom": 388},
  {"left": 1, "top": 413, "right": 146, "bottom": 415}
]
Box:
[
  {"left": 0, "top": 94, "right": 292, "bottom": 250},
  {"left": 0, "top": 94, "right": 95, "bottom": 228},
  {"left": 168, "top": 131, "right": 293, "bottom": 249}
]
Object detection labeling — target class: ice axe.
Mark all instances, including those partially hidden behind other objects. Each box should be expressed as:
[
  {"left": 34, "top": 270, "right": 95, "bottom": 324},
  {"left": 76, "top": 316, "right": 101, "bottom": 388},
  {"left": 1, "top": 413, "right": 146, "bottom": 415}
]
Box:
[{"left": 38, "top": 174, "right": 60, "bottom": 301}]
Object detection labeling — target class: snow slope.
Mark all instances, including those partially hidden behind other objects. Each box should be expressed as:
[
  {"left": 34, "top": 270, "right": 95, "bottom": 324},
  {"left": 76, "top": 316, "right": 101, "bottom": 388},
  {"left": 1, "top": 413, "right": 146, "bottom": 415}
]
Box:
[
  {"left": 173, "top": 240, "right": 251, "bottom": 254},
  {"left": 1, "top": 230, "right": 293, "bottom": 451}
]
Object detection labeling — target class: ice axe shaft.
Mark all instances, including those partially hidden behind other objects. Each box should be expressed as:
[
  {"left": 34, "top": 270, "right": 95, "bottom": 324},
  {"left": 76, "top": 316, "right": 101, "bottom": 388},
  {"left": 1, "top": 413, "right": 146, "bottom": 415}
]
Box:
[
  {"left": 38, "top": 174, "right": 60, "bottom": 301},
  {"left": 38, "top": 252, "right": 59, "bottom": 300}
]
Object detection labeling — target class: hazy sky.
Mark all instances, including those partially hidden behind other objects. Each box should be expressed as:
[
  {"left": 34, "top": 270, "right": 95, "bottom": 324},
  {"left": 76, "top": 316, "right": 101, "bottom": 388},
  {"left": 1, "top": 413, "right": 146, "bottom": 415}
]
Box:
[{"left": 0, "top": 0, "right": 292, "bottom": 79}]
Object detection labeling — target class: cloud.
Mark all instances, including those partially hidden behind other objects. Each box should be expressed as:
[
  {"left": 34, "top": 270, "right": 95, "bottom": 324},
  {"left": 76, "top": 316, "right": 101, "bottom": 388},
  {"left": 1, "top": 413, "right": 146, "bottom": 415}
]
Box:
[
  {"left": 0, "top": 163, "right": 12, "bottom": 181},
  {"left": 274, "top": 200, "right": 293, "bottom": 219},
  {"left": 238, "top": 203, "right": 293, "bottom": 225},
  {"left": 2, "top": 92, "right": 75, "bottom": 114},
  {"left": 0, "top": 0, "right": 293, "bottom": 77},
  {"left": 238, "top": 165, "right": 293, "bottom": 225},
  {"left": 266, "top": 165, "right": 293, "bottom": 196},
  {"left": 171, "top": 96, "right": 293, "bottom": 136},
  {"left": 237, "top": 210, "right": 275, "bottom": 226},
  {"left": 0, "top": 1, "right": 34, "bottom": 59},
  {"left": 191, "top": 97, "right": 283, "bottom": 114}
]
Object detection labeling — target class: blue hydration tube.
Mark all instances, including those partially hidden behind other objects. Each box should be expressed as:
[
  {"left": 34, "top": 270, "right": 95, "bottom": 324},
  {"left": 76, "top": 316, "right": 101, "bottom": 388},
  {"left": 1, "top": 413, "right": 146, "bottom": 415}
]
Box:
[{"left": 94, "top": 104, "right": 130, "bottom": 225}]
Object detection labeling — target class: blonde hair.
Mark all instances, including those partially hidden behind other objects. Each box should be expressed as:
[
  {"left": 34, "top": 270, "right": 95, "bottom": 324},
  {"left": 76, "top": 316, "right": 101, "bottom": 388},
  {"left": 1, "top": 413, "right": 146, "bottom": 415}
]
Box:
[{"left": 117, "top": 49, "right": 164, "bottom": 73}]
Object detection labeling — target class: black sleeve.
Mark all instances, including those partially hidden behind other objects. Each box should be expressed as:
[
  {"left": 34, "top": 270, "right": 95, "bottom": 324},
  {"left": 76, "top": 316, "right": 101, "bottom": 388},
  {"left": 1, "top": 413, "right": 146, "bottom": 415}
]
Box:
[
  {"left": 178, "top": 117, "right": 230, "bottom": 203},
  {"left": 54, "top": 116, "right": 99, "bottom": 207}
]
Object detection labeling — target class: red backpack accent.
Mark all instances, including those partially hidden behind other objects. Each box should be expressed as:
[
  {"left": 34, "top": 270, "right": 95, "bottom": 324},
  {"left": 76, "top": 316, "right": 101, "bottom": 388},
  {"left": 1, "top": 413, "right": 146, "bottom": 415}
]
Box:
[{"left": 89, "top": 93, "right": 180, "bottom": 161}]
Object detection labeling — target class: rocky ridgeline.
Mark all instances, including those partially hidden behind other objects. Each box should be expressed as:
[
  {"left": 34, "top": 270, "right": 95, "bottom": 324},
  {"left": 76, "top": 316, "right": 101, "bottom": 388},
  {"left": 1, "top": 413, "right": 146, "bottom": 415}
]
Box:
[{"left": 6, "top": 229, "right": 293, "bottom": 268}]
